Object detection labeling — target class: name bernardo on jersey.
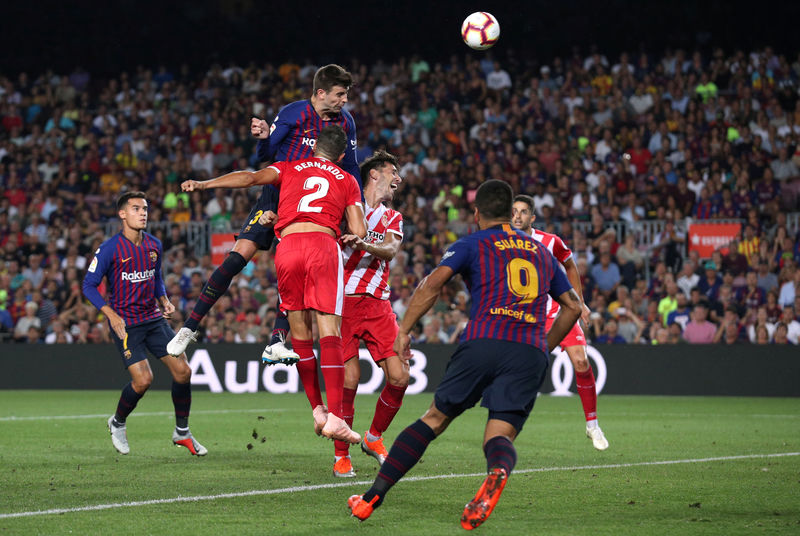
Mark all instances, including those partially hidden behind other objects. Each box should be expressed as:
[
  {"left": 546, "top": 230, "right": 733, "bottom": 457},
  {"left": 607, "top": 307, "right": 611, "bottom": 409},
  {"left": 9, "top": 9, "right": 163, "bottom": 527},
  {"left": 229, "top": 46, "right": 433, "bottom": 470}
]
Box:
[
  {"left": 292, "top": 160, "right": 345, "bottom": 180},
  {"left": 121, "top": 269, "right": 155, "bottom": 283}
]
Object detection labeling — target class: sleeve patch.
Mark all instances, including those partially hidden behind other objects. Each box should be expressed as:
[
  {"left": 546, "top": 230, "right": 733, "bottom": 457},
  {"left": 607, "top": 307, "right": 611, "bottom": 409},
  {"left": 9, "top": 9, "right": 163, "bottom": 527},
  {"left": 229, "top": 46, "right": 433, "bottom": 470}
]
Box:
[{"left": 88, "top": 257, "right": 98, "bottom": 273}]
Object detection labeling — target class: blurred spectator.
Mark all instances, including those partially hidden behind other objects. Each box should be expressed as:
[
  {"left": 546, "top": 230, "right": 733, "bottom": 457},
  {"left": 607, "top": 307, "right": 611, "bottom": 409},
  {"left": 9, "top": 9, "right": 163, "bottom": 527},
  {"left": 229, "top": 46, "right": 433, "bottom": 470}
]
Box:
[
  {"left": 14, "top": 301, "right": 41, "bottom": 341},
  {"left": 594, "top": 318, "right": 627, "bottom": 344},
  {"left": 683, "top": 303, "right": 716, "bottom": 344}
]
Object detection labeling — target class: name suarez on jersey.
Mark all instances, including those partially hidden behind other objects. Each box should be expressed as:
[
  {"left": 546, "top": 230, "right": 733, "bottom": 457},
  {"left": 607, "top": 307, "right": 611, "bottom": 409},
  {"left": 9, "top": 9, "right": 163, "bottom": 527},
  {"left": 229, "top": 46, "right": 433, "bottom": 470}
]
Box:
[
  {"left": 292, "top": 160, "right": 345, "bottom": 180},
  {"left": 494, "top": 237, "right": 538, "bottom": 252}
]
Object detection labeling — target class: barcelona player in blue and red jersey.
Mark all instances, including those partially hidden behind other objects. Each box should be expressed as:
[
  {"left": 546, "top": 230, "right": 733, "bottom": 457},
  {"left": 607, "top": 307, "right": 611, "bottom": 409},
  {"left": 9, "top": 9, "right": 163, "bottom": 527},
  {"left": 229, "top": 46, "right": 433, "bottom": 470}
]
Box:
[
  {"left": 347, "top": 180, "right": 583, "bottom": 530},
  {"left": 83, "top": 191, "right": 206, "bottom": 456},
  {"left": 168, "top": 64, "right": 359, "bottom": 363}
]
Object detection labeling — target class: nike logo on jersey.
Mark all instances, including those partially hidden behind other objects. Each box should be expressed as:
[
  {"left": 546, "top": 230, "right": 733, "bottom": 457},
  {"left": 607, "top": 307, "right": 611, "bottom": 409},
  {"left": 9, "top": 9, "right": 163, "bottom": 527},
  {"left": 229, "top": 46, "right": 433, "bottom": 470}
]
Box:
[
  {"left": 303, "top": 129, "right": 312, "bottom": 134},
  {"left": 121, "top": 257, "right": 132, "bottom": 263}
]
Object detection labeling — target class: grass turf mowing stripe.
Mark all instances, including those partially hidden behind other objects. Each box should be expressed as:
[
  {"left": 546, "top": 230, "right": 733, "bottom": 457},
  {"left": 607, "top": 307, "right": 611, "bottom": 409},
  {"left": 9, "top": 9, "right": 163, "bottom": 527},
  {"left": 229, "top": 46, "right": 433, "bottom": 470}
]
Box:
[{"left": 1, "top": 451, "right": 796, "bottom": 519}]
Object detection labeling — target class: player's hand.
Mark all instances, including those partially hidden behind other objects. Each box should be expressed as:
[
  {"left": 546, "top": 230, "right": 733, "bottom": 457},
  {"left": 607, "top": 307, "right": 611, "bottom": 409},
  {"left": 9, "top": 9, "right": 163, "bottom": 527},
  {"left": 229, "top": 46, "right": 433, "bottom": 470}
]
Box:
[
  {"left": 393, "top": 331, "right": 412, "bottom": 362},
  {"left": 341, "top": 234, "right": 366, "bottom": 250},
  {"left": 257, "top": 210, "right": 277, "bottom": 226},
  {"left": 181, "top": 180, "right": 203, "bottom": 192},
  {"left": 581, "top": 303, "right": 591, "bottom": 324},
  {"left": 107, "top": 311, "right": 127, "bottom": 340},
  {"left": 251, "top": 117, "right": 269, "bottom": 139},
  {"left": 160, "top": 300, "right": 175, "bottom": 319}
]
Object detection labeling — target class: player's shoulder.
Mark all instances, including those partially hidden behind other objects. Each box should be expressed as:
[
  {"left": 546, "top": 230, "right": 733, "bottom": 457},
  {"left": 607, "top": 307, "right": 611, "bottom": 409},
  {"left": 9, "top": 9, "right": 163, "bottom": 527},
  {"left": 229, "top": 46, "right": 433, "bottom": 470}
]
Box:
[
  {"left": 278, "top": 99, "right": 311, "bottom": 119},
  {"left": 96, "top": 234, "right": 120, "bottom": 255},
  {"left": 341, "top": 107, "right": 356, "bottom": 127}
]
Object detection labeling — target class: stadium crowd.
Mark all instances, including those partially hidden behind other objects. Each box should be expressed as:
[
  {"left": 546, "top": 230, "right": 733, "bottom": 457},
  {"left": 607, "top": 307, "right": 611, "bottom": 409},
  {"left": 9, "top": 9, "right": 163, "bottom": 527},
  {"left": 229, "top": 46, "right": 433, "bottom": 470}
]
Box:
[{"left": 2, "top": 45, "right": 800, "bottom": 346}]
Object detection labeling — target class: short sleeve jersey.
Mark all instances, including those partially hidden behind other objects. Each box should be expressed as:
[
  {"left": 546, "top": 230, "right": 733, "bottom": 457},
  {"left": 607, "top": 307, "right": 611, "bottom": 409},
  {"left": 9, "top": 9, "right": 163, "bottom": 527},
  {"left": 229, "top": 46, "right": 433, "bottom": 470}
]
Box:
[
  {"left": 439, "top": 223, "right": 572, "bottom": 353},
  {"left": 269, "top": 157, "right": 362, "bottom": 237},
  {"left": 343, "top": 203, "right": 403, "bottom": 299}
]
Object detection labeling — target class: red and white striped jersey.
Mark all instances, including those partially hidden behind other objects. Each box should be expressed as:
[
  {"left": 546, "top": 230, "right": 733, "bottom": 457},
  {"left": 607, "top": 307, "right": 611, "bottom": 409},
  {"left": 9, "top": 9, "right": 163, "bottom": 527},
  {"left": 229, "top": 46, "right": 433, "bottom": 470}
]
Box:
[
  {"left": 343, "top": 203, "right": 403, "bottom": 299},
  {"left": 531, "top": 228, "right": 573, "bottom": 319}
]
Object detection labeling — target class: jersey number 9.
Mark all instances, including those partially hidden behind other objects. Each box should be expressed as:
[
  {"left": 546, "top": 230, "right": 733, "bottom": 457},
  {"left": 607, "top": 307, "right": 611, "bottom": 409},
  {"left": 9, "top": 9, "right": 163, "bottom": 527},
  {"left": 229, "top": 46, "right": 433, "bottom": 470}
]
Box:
[{"left": 506, "top": 258, "right": 540, "bottom": 304}]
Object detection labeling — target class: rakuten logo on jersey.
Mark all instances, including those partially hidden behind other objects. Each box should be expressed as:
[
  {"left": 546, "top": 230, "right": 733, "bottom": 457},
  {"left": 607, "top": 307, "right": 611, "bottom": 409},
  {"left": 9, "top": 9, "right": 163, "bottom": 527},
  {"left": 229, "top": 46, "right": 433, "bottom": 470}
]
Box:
[
  {"left": 121, "top": 269, "right": 155, "bottom": 282},
  {"left": 301, "top": 137, "right": 315, "bottom": 147}
]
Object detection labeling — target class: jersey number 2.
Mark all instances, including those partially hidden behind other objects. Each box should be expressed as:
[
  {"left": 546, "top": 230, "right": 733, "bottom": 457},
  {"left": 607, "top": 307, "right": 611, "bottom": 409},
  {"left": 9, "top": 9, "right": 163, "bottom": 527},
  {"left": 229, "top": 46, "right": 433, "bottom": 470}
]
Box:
[
  {"left": 506, "top": 258, "right": 540, "bottom": 304},
  {"left": 297, "top": 176, "right": 329, "bottom": 213}
]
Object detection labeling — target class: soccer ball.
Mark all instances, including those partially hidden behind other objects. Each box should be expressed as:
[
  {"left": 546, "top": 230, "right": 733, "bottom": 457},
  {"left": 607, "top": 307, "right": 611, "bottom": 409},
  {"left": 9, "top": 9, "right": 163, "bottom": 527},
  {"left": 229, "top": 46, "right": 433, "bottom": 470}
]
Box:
[{"left": 461, "top": 12, "right": 500, "bottom": 50}]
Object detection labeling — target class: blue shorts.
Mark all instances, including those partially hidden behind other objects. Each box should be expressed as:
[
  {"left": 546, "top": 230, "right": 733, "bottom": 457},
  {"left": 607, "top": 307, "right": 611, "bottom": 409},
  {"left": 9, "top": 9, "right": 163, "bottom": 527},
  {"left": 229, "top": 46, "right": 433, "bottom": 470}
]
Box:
[
  {"left": 433, "top": 338, "right": 550, "bottom": 432},
  {"left": 235, "top": 188, "right": 278, "bottom": 250},
  {"left": 110, "top": 318, "right": 175, "bottom": 368}
]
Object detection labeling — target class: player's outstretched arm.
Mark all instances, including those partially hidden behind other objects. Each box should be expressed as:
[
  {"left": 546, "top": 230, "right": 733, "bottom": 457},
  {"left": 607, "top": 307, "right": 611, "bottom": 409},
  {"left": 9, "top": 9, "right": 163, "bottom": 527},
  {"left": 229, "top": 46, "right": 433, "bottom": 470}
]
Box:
[
  {"left": 181, "top": 167, "right": 279, "bottom": 192},
  {"left": 548, "top": 288, "right": 583, "bottom": 352},
  {"left": 393, "top": 265, "right": 454, "bottom": 359}
]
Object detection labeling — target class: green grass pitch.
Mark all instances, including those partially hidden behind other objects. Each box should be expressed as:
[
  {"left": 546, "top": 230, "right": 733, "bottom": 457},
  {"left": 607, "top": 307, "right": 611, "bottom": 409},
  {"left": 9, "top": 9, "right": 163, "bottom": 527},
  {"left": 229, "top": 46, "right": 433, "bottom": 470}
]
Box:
[{"left": 0, "top": 390, "right": 798, "bottom": 535}]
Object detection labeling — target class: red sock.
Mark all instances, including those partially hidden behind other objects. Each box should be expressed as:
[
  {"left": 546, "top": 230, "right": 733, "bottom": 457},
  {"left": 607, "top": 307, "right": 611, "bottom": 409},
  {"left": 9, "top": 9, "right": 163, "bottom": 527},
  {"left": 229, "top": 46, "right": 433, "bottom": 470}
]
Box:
[
  {"left": 293, "top": 338, "right": 322, "bottom": 409},
  {"left": 334, "top": 387, "right": 357, "bottom": 457},
  {"left": 575, "top": 367, "right": 598, "bottom": 421},
  {"left": 319, "top": 336, "right": 344, "bottom": 418},
  {"left": 369, "top": 382, "right": 407, "bottom": 437}
]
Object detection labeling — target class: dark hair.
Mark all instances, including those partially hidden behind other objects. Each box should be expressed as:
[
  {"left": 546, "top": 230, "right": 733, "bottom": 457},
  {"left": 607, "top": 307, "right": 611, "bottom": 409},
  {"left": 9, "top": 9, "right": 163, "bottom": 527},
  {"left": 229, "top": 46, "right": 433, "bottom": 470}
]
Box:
[
  {"left": 513, "top": 194, "right": 534, "bottom": 211},
  {"left": 117, "top": 191, "right": 147, "bottom": 211},
  {"left": 315, "top": 125, "right": 347, "bottom": 159},
  {"left": 360, "top": 150, "right": 398, "bottom": 182},
  {"left": 475, "top": 180, "right": 513, "bottom": 220},
  {"left": 313, "top": 64, "right": 353, "bottom": 94}
]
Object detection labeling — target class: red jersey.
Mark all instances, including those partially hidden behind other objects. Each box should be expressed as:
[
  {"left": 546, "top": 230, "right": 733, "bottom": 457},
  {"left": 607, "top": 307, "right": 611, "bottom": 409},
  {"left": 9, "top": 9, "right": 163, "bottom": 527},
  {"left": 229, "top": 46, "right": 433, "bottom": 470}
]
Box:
[
  {"left": 531, "top": 228, "right": 573, "bottom": 319},
  {"left": 342, "top": 203, "right": 403, "bottom": 299},
  {"left": 269, "top": 157, "right": 362, "bottom": 237}
]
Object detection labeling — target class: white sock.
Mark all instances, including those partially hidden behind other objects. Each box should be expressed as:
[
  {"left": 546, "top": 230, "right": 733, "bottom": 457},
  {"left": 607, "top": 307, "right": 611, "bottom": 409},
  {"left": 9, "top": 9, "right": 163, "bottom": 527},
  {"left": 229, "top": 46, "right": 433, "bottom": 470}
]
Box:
[
  {"left": 586, "top": 419, "right": 598, "bottom": 430},
  {"left": 366, "top": 431, "right": 381, "bottom": 442}
]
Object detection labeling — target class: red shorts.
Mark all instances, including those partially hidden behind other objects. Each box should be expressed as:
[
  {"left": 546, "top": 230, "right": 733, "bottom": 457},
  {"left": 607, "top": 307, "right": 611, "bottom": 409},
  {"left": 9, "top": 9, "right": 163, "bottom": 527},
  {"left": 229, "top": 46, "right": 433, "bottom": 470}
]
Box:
[
  {"left": 275, "top": 233, "right": 344, "bottom": 315},
  {"left": 341, "top": 295, "right": 399, "bottom": 362},
  {"left": 544, "top": 316, "right": 586, "bottom": 350}
]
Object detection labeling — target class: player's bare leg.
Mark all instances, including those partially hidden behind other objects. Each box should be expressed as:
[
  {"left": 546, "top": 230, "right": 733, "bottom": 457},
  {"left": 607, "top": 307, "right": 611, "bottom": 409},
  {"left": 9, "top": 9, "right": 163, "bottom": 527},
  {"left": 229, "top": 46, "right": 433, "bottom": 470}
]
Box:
[
  {"left": 361, "top": 356, "right": 409, "bottom": 465},
  {"left": 566, "top": 345, "right": 608, "bottom": 450}
]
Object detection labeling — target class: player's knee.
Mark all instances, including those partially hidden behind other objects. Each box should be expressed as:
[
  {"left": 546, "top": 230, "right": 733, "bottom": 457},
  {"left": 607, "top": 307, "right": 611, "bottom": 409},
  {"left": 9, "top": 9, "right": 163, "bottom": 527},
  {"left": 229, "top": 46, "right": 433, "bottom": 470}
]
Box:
[
  {"left": 173, "top": 362, "right": 192, "bottom": 384},
  {"left": 387, "top": 366, "right": 410, "bottom": 388},
  {"left": 132, "top": 375, "right": 152, "bottom": 393},
  {"left": 568, "top": 350, "right": 590, "bottom": 372}
]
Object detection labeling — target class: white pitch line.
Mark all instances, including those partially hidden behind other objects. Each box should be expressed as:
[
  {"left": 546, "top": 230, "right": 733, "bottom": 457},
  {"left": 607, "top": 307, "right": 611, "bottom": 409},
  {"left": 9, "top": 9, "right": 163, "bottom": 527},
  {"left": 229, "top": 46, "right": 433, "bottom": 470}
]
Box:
[
  {"left": 0, "top": 452, "right": 797, "bottom": 520},
  {"left": 0, "top": 408, "right": 290, "bottom": 422}
]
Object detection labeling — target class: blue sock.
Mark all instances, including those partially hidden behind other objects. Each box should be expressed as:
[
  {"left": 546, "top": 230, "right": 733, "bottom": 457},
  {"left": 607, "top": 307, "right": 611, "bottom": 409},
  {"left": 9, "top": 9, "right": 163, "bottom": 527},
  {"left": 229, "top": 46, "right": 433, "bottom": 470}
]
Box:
[
  {"left": 270, "top": 308, "right": 290, "bottom": 345},
  {"left": 483, "top": 436, "right": 517, "bottom": 475},
  {"left": 114, "top": 382, "right": 144, "bottom": 424},
  {"left": 186, "top": 252, "right": 247, "bottom": 331},
  {"left": 362, "top": 419, "right": 437, "bottom": 507},
  {"left": 172, "top": 381, "right": 191, "bottom": 429}
]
